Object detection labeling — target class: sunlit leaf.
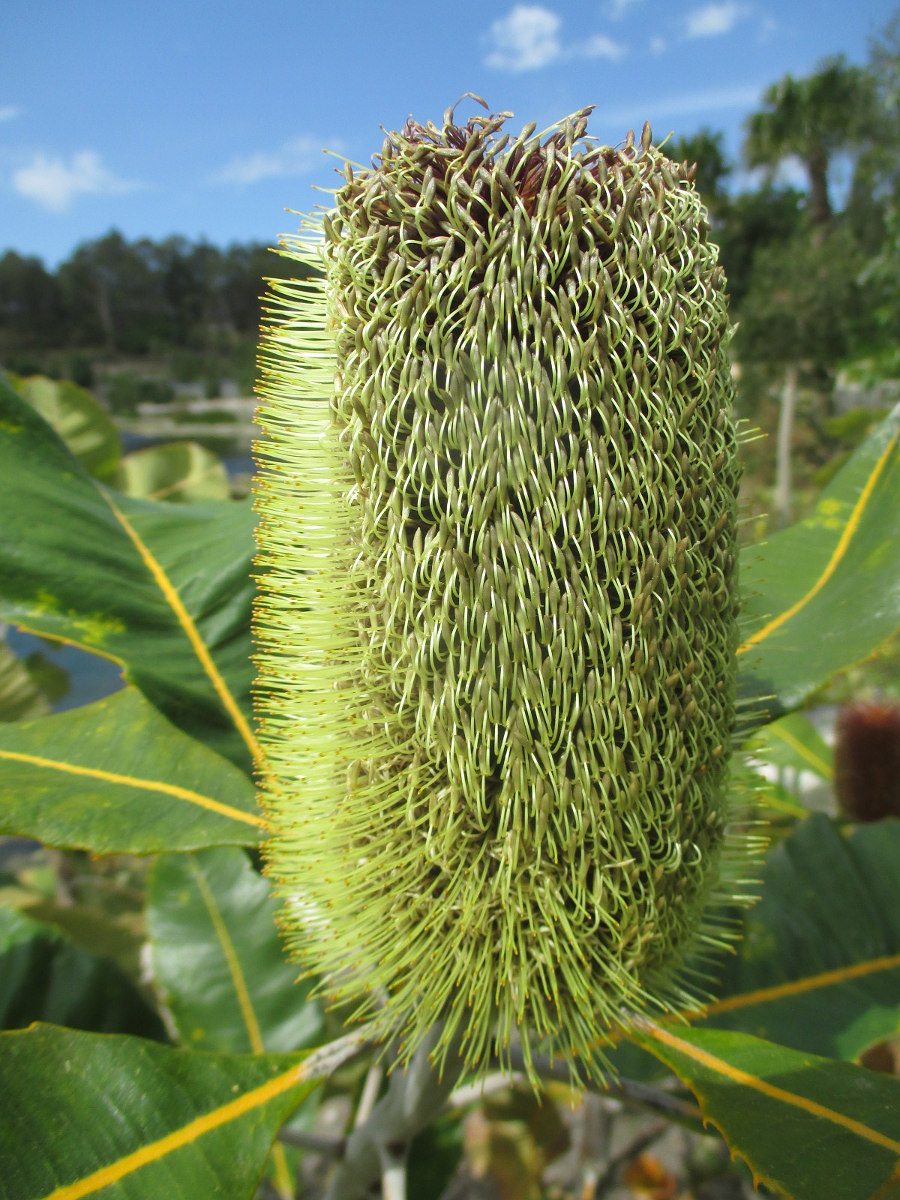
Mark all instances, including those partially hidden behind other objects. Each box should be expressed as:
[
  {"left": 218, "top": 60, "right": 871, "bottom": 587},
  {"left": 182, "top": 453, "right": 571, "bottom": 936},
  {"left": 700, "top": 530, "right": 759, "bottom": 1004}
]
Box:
[
  {"left": 0, "top": 1024, "right": 318, "bottom": 1200},
  {"left": 744, "top": 712, "right": 834, "bottom": 782},
  {"left": 13, "top": 374, "right": 121, "bottom": 480},
  {"left": 738, "top": 403, "right": 900, "bottom": 721},
  {"left": 0, "top": 687, "right": 262, "bottom": 853},
  {"left": 0, "top": 378, "right": 258, "bottom": 769},
  {"left": 0, "top": 638, "right": 53, "bottom": 722},
  {"left": 115, "top": 441, "right": 230, "bottom": 503}
]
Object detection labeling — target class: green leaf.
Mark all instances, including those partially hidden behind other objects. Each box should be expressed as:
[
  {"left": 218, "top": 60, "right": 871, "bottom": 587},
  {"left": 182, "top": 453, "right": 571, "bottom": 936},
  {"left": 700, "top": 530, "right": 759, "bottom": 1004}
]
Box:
[
  {"left": 744, "top": 712, "right": 834, "bottom": 782},
  {"left": 0, "top": 687, "right": 262, "bottom": 853},
  {"left": 738, "top": 403, "right": 900, "bottom": 719},
  {"left": 701, "top": 815, "right": 900, "bottom": 1061},
  {"left": 0, "top": 1024, "right": 318, "bottom": 1200},
  {"left": 0, "top": 378, "right": 258, "bottom": 769},
  {"left": 0, "top": 907, "right": 165, "bottom": 1039},
  {"left": 632, "top": 1022, "right": 900, "bottom": 1200},
  {"left": 0, "top": 638, "right": 53, "bottom": 722},
  {"left": 147, "top": 848, "right": 322, "bottom": 1053},
  {"left": 115, "top": 441, "right": 231, "bottom": 502},
  {"left": 13, "top": 374, "right": 121, "bottom": 479},
  {"left": 408, "top": 1114, "right": 465, "bottom": 1200}
]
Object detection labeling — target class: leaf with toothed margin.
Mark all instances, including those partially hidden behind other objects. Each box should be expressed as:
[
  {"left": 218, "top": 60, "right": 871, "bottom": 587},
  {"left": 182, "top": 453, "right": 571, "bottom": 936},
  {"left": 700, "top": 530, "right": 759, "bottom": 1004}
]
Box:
[{"left": 632, "top": 1022, "right": 900, "bottom": 1200}]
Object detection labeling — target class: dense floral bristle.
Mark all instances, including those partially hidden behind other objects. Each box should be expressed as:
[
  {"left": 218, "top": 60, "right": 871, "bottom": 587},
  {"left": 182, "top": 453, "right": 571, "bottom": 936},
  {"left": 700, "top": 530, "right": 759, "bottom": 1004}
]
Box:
[
  {"left": 834, "top": 699, "right": 900, "bottom": 822},
  {"left": 254, "top": 105, "right": 744, "bottom": 1082}
]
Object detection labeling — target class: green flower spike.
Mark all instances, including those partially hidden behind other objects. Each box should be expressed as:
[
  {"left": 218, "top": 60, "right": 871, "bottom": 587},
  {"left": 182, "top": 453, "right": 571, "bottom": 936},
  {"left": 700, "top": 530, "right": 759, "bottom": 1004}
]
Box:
[{"left": 254, "top": 102, "right": 747, "bottom": 1084}]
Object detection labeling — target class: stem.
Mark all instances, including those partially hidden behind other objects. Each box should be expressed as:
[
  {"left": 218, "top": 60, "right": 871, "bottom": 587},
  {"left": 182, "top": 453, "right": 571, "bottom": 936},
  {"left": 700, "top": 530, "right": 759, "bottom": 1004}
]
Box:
[
  {"left": 378, "top": 1146, "right": 408, "bottom": 1200},
  {"left": 505, "top": 1045, "right": 702, "bottom": 1125},
  {"left": 354, "top": 1061, "right": 385, "bottom": 1129},
  {"left": 324, "top": 1025, "right": 466, "bottom": 1200},
  {"left": 774, "top": 363, "right": 798, "bottom": 529},
  {"left": 588, "top": 1118, "right": 669, "bottom": 1197},
  {"left": 300, "top": 1022, "right": 377, "bottom": 1083},
  {"left": 277, "top": 1128, "right": 345, "bottom": 1156}
]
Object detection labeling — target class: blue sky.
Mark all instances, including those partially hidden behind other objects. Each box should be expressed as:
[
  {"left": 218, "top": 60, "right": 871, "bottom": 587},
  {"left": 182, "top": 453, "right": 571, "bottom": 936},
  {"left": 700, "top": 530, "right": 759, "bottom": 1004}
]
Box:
[{"left": 2, "top": 0, "right": 896, "bottom": 266}]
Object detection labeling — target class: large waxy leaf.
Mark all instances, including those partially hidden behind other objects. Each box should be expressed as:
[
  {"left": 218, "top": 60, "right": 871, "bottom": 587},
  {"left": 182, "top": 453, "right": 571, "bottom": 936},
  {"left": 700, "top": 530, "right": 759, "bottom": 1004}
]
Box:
[
  {"left": 13, "top": 374, "right": 121, "bottom": 480},
  {"left": 0, "top": 907, "right": 165, "bottom": 1040},
  {"left": 0, "top": 1024, "right": 319, "bottom": 1200},
  {"left": 114, "top": 441, "right": 231, "bottom": 502},
  {"left": 738, "top": 403, "right": 900, "bottom": 720},
  {"left": 0, "top": 378, "right": 258, "bottom": 769},
  {"left": 147, "top": 848, "right": 322, "bottom": 1053},
  {"left": 697, "top": 815, "right": 900, "bottom": 1061},
  {"left": 0, "top": 687, "right": 262, "bottom": 853},
  {"left": 744, "top": 712, "right": 834, "bottom": 783},
  {"left": 633, "top": 1022, "right": 900, "bottom": 1200}
]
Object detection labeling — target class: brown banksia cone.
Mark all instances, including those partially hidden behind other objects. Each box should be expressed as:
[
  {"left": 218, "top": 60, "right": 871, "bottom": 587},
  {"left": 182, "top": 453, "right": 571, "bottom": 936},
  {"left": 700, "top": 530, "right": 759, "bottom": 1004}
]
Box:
[
  {"left": 834, "top": 699, "right": 900, "bottom": 823},
  {"left": 254, "top": 101, "right": 750, "bottom": 1082}
]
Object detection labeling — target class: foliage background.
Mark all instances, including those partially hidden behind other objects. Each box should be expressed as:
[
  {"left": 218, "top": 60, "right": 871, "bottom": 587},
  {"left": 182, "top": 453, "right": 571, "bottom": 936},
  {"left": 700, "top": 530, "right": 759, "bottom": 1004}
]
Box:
[{"left": 1, "top": 20, "right": 900, "bottom": 1200}]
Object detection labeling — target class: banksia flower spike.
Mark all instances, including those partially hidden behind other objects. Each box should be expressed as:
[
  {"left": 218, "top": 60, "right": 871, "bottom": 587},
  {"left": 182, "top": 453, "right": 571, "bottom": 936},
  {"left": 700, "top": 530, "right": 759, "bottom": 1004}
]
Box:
[{"left": 254, "top": 101, "right": 745, "bottom": 1082}]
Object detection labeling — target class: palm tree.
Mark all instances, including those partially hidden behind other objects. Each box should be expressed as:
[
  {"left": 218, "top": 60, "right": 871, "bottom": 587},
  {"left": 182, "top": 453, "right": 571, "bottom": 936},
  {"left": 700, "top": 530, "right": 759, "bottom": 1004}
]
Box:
[{"left": 744, "top": 55, "right": 880, "bottom": 228}]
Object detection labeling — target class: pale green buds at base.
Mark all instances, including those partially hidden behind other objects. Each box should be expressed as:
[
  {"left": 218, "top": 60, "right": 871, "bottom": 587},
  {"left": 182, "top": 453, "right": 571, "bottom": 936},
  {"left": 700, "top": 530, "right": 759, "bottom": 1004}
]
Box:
[{"left": 254, "top": 104, "right": 742, "bottom": 1082}]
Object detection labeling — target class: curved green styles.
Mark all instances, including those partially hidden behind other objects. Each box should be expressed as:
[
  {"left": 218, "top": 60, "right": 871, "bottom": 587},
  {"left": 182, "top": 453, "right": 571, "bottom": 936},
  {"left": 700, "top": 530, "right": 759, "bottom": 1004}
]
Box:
[{"left": 254, "top": 105, "right": 747, "bottom": 1081}]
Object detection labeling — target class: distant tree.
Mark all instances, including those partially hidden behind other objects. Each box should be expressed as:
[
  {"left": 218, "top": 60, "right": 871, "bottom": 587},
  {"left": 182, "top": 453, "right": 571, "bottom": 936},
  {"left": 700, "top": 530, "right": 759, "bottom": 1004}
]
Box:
[
  {"left": 155, "top": 236, "right": 206, "bottom": 344},
  {"left": 0, "top": 251, "right": 66, "bottom": 351},
  {"left": 715, "top": 184, "right": 805, "bottom": 309},
  {"left": 220, "top": 243, "right": 314, "bottom": 333},
  {"left": 734, "top": 225, "right": 867, "bottom": 523},
  {"left": 845, "top": 12, "right": 900, "bottom": 257},
  {"left": 744, "top": 55, "right": 881, "bottom": 228},
  {"left": 57, "top": 232, "right": 150, "bottom": 351},
  {"left": 667, "top": 128, "right": 731, "bottom": 220}
]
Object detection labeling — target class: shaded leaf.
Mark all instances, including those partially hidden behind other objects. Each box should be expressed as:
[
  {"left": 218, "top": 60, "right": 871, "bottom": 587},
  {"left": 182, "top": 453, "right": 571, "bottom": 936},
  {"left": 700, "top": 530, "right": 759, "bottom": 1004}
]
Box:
[
  {"left": 408, "top": 1114, "right": 465, "bottom": 1200},
  {"left": 0, "top": 378, "right": 258, "bottom": 768},
  {"left": 147, "top": 848, "right": 322, "bottom": 1053},
  {"left": 115, "top": 441, "right": 230, "bottom": 502},
  {"left": 633, "top": 1022, "right": 900, "bottom": 1200},
  {"left": 14, "top": 374, "right": 121, "bottom": 479},
  {"left": 0, "top": 1024, "right": 317, "bottom": 1200},
  {"left": 0, "top": 687, "right": 262, "bottom": 853},
  {"left": 0, "top": 907, "right": 165, "bottom": 1040},
  {"left": 738, "top": 404, "right": 900, "bottom": 720},
  {"left": 745, "top": 712, "right": 834, "bottom": 782},
  {"left": 699, "top": 815, "right": 900, "bottom": 1060}
]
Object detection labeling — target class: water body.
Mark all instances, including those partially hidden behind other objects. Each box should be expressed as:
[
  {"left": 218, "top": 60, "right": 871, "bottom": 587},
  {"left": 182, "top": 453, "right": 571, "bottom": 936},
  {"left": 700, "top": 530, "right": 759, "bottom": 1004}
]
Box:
[{"left": 9, "top": 432, "right": 255, "bottom": 714}]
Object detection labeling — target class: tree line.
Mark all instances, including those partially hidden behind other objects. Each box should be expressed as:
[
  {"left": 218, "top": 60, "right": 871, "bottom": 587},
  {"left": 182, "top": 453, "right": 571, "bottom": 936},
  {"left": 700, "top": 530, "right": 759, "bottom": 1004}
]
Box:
[
  {"left": 0, "top": 235, "right": 310, "bottom": 370},
  {"left": 1, "top": 17, "right": 898, "bottom": 425}
]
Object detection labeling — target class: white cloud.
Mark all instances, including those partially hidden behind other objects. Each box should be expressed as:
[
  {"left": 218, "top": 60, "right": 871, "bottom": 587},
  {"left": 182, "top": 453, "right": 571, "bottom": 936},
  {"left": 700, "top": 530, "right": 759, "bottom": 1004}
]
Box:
[
  {"left": 213, "top": 135, "right": 325, "bottom": 185},
  {"left": 13, "top": 150, "right": 143, "bottom": 213},
  {"left": 484, "top": 5, "right": 625, "bottom": 71},
  {"left": 684, "top": 2, "right": 749, "bottom": 39},
  {"left": 0, "top": 105, "right": 22, "bottom": 123},
  {"left": 603, "top": 0, "right": 643, "bottom": 18},
  {"left": 581, "top": 33, "right": 626, "bottom": 61},
  {"left": 484, "top": 5, "right": 562, "bottom": 71},
  {"left": 650, "top": 35, "right": 666, "bottom": 54}
]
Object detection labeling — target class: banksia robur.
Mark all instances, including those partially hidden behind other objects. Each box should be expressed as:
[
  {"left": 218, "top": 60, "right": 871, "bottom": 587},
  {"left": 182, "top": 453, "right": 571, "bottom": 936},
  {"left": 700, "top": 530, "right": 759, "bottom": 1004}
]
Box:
[{"left": 254, "top": 102, "right": 744, "bottom": 1081}]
